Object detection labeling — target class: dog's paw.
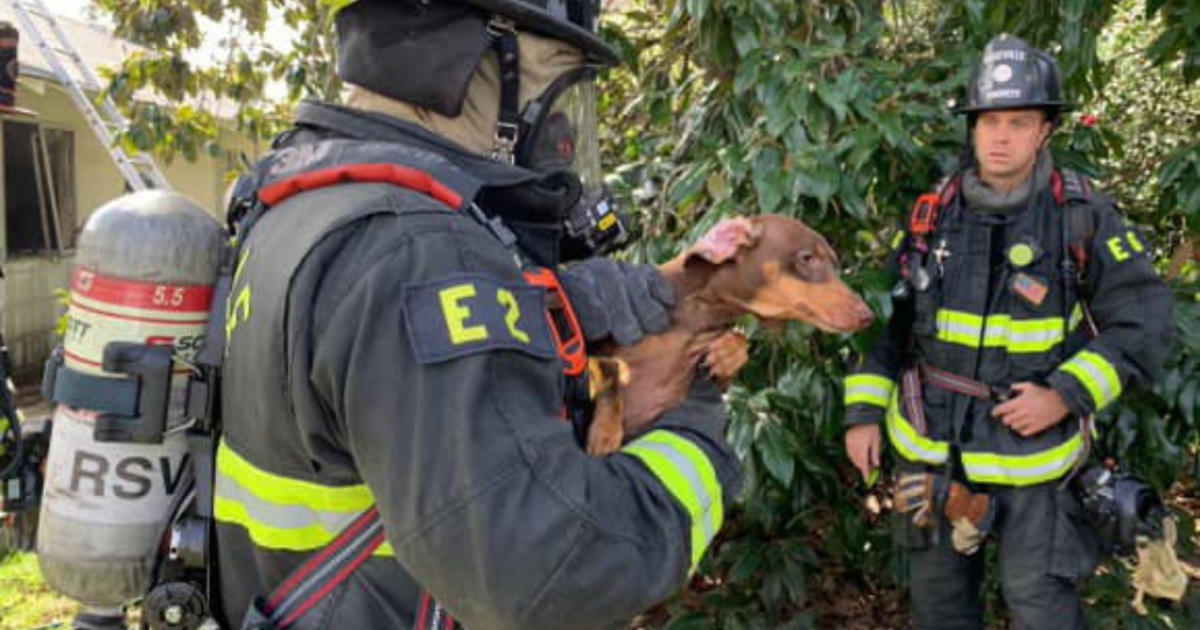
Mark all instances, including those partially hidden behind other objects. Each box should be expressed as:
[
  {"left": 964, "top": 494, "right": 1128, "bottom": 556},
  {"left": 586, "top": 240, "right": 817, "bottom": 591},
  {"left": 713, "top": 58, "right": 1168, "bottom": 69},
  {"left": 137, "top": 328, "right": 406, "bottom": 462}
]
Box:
[{"left": 705, "top": 331, "right": 749, "bottom": 386}]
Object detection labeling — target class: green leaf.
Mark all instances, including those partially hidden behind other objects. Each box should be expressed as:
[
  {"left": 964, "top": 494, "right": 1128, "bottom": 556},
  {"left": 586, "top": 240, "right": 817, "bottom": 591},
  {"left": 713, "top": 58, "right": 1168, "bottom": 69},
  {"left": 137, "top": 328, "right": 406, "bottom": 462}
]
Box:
[
  {"left": 669, "top": 167, "right": 709, "bottom": 207},
  {"left": 847, "top": 126, "right": 880, "bottom": 170},
  {"left": 757, "top": 421, "right": 795, "bottom": 487},
  {"left": 1180, "top": 379, "right": 1197, "bottom": 428},
  {"left": 734, "top": 60, "right": 759, "bottom": 95},
  {"left": 732, "top": 23, "right": 761, "bottom": 56},
  {"left": 792, "top": 157, "right": 839, "bottom": 206},
  {"left": 664, "top": 611, "right": 715, "bottom": 630},
  {"left": 752, "top": 146, "right": 785, "bottom": 213},
  {"left": 816, "top": 81, "right": 848, "bottom": 123},
  {"left": 727, "top": 542, "right": 766, "bottom": 582}
]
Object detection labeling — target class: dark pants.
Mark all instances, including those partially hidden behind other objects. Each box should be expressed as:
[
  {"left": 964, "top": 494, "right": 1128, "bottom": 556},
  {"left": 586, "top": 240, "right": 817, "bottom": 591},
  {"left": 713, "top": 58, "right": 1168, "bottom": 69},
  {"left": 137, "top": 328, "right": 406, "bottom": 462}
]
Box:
[{"left": 900, "top": 482, "right": 1103, "bottom": 630}]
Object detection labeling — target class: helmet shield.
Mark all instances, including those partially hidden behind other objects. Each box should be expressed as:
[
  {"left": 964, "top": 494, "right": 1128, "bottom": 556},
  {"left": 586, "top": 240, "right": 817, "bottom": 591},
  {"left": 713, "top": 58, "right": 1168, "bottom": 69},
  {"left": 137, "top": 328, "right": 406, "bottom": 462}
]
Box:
[
  {"left": 517, "top": 71, "right": 628, "bottom": 258},
  {"left": 517, "top": 70, "right": 599, "bottom": 187}
]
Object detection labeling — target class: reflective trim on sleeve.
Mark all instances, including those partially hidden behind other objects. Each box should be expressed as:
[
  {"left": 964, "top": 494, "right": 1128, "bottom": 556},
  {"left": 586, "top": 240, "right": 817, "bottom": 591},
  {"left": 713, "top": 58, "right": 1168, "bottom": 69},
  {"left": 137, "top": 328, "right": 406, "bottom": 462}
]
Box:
[
  {"left": 884, "top": 392, "right": 949, "bottom": 465},
  {"left": 1057, "top": 349, "right": 1122, "bottom": 410},
  {"left": 622, "top": 431, "right": 724, "bottom": 571},
  {"left": 961, "top": 432, "right": 1085, "bottom": 486},
  {"left": 214, "top": 439, "right": 394, "bottom": 556},
  {"left": 844, "top": 374, "right": 896, "bottom": 409}
]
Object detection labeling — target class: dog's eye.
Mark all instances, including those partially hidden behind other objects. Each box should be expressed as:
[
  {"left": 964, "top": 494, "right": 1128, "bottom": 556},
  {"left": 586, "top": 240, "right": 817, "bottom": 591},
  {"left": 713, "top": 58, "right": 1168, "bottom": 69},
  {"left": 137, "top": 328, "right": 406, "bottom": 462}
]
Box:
[{"left": 796, "top": 250, "right": 818, "bottom": 268}]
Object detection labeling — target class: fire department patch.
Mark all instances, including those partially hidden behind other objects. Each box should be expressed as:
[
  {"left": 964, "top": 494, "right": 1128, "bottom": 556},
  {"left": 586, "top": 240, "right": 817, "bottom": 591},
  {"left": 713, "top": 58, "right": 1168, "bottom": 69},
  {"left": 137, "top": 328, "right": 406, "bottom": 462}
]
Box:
[{"left": 403, "top": 274, "right": 557, "bottom": 364}]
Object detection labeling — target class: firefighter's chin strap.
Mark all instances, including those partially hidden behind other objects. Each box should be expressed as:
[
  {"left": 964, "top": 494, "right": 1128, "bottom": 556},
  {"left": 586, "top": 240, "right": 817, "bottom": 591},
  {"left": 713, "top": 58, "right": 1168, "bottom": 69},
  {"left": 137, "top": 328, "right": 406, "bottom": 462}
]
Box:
[{"left": 489, "top": 17, "right": 521, "bottom": 164}]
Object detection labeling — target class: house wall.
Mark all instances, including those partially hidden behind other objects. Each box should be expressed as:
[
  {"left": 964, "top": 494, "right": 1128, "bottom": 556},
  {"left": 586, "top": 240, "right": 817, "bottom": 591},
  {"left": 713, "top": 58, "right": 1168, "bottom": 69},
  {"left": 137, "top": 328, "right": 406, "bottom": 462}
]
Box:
[{"left": 1, "top": 78, "right": 260, "bottom": 377}]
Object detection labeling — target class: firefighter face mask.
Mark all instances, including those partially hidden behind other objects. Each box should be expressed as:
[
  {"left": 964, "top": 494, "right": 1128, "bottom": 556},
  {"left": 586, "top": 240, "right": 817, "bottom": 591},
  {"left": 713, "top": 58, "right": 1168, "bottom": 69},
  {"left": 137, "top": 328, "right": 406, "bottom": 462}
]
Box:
[
  {"left": 515, "top": 69, "right": 626, "bottom": 258},
  {"left": 343, "top": 28, "right": 624, "bottom": 258}
]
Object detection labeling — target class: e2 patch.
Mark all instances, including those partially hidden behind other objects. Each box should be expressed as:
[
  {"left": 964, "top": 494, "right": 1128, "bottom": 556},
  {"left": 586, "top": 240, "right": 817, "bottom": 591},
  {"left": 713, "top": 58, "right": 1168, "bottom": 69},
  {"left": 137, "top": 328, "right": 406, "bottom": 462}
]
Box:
[{"left": 403, "top": 274, "right": 556, "bottom": 364}]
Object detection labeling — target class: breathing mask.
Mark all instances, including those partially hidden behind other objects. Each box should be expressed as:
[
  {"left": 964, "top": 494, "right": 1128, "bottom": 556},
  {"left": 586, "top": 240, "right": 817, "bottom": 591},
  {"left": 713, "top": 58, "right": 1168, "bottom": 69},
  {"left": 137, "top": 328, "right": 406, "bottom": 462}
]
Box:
[{"left": 513, "top": 67, "right": 626, "bottom": 257}]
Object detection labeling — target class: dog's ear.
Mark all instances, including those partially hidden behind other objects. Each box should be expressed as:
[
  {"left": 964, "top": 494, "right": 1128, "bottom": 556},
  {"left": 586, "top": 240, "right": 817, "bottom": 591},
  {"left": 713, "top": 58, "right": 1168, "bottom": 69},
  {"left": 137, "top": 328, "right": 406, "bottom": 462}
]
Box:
[{"left": 684, "top": 217, "right": 761, "bottom": 265}]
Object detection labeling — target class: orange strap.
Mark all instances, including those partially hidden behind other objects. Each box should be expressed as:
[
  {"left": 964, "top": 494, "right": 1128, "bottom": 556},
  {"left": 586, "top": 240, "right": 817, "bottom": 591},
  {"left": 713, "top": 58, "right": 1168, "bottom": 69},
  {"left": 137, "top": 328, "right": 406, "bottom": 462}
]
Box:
[
  {"left": 258, "top": 163, "right": 465, "bottom": 210},
  {"left": 523, "top": 268, "right": 587, "bottom": 377}
]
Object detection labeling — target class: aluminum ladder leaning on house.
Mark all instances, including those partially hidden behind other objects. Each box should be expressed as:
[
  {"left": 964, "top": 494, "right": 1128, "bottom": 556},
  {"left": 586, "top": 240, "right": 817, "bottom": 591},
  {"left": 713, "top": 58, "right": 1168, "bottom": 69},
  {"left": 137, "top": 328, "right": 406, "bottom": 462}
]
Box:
[{"left": 4, "top": 0, "right": 170, "bottom": 191}]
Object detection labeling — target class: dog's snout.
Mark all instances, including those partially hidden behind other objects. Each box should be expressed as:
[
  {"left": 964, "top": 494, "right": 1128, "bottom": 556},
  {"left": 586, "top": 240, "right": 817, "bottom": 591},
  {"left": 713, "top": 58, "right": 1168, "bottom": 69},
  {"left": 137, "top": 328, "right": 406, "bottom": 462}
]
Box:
[
  {"left": 835, "top": 299, "right": 874, "bottom": 332},
  {"left": 855, "top": 302, "right": 875, "bottom": 328}
]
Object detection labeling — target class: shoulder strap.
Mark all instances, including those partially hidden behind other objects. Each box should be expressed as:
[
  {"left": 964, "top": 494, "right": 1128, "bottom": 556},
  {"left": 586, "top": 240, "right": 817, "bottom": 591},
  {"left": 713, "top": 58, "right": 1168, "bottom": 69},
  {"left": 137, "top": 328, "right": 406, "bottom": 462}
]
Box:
[
  {"left": 245, "top": 507, "right": 390, "bottom": 629},
  {"left": 1055, "top": 169, "right": 1098, "bottom": 278}
]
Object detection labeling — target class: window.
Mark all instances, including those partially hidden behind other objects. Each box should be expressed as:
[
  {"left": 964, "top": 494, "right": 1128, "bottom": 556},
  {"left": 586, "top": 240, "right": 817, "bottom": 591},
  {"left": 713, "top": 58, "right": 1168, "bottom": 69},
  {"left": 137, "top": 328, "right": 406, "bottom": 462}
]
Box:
[{"left": 4, "top": 121, "right": 76, "bottom": 255}]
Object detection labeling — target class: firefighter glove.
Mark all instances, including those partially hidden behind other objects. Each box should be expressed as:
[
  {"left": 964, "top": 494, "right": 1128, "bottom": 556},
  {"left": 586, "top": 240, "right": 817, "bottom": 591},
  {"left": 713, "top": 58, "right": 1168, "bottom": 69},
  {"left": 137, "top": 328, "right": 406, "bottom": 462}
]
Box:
[
  {"left": 895, "top": 472, "right": 937, "bottom": 529},
  {"left": 944, "top": 481, "right": 996, "bottom": 555},
  {"left": 560, "top": 259, "right": 676, "bottom": 346}
]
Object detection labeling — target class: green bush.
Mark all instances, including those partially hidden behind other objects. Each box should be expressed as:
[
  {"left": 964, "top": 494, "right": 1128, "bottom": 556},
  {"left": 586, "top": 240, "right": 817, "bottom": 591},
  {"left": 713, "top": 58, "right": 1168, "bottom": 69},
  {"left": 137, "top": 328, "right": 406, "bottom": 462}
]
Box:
[{"left": 599, "top": 1, "right": 1198, "bottom": 628}]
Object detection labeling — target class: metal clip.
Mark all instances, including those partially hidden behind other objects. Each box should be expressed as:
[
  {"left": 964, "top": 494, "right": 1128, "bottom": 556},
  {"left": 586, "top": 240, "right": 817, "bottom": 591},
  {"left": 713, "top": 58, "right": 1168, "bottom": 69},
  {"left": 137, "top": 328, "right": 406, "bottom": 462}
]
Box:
[
  {"left": 990, "top": 386, "right": 1014, "bottom": 403},
  {"left": 491, "top": 121, "right": 519, "bottom": 165},
  {"left": 487, "top": 15, "right": 516, "bottom": 36}
]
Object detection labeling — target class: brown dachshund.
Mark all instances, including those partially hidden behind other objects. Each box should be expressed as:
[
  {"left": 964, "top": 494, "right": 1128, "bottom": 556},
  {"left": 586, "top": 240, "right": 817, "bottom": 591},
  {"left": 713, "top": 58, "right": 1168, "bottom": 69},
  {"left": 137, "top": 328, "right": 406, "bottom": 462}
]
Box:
[{"left": 586, "top": 215, "right": 874, "bottom": 455}]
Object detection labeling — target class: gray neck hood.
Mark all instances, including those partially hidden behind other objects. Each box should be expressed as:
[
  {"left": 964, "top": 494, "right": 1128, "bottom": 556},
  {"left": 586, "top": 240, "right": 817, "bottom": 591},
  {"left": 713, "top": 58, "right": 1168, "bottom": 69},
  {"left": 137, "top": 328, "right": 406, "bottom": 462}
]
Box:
[{"left": 962, "top": 150, "right": 1053, "bottom": 214}]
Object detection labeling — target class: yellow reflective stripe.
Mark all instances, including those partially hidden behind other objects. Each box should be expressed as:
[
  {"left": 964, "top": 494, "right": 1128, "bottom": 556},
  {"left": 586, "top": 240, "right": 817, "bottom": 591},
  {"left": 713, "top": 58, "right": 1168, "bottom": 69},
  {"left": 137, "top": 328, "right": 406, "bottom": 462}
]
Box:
[
  {"left": 935, "top": 309, "right": 1075, "bottom": 354},
  {"left": 213, "top": 495, "right": 395, "bottom": 556},
  {"left": 1058, "top": 350, "right": 1122, "bottom": 410},
  {"left": 214, "top": 439, "right": 393, "bottom": 556},
  {"left": 961, "top": 432, "right": 1085, "bottom": 486},
  {"left": 623, "top": 431, "right": 723, "bottom": 571},
  {"left": 217, "top": 439, "right": 374, "bottom": 511},
  {"left": 884, "top": 392, "right": 949, "bottom": 465},
  {"left": 935, "top": 309, "right": 985, "bottom": 347},
  {"left": 1068, "top": 303, "right": 1083, "bottom": 330},
  {"left": 1003, "top": 317, "right": 1065, "bottom": 352},
  {"left": 844, "top": 374, "right": 895, "bottom": 408}
]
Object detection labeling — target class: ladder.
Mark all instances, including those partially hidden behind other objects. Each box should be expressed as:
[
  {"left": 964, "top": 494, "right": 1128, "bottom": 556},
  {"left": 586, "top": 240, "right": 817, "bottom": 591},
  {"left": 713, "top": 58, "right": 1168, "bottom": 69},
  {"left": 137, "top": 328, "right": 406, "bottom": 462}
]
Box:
[{"left": 4, "top": 0, "right": 169, "bottom": 190}]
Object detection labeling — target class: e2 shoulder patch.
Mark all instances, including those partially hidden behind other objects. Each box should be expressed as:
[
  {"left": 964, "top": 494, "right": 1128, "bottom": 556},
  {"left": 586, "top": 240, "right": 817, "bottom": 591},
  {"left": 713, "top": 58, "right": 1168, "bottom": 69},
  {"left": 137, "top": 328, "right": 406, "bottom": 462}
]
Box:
[{"left": 403, "top": 274, "right": 557, "bottom": 364}]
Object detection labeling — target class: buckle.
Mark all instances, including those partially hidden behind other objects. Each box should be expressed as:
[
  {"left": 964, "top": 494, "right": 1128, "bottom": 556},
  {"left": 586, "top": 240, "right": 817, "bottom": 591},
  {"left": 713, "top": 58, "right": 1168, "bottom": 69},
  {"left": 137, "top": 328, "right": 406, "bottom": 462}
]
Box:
[
  {"left": 990, "top": 386, "right": 1015, "bottom": 403},
  {"left": 487, "top": 16, "right": 516, "bottom": 37},
  {"left": 523, "top": 268, "right": 586, "bottom": 377},
  {"left": 492, "top": 122, "right": 519, "bottom": 164}
]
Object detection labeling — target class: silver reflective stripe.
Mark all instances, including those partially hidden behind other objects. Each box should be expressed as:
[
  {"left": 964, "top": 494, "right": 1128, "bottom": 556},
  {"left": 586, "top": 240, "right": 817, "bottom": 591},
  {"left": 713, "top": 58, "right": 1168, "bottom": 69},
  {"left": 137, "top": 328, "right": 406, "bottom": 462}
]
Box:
[
  {"left": 961, "top": 436, "right": 1085, "bottom": 485},
  {"left": 630, "top": 440, "right": 717, "bottom": 545},
  {"left": 215, "top": 468, "right": 358, "bottom": 533},
  {"left": 845, "top": 375, "right": 895, "bottom": 408},
  {"left": 963, "top": 457, "right": 1076, "bottom": 482},
  {"left": 1003, "top": 326, "right": 1063, "bottom": 347},
  {"left": 939, "top": 319, "right": 978, "bottom": 338},
  {"left": 1066, "top": 353, "right": 1119, "bottom": 407}
]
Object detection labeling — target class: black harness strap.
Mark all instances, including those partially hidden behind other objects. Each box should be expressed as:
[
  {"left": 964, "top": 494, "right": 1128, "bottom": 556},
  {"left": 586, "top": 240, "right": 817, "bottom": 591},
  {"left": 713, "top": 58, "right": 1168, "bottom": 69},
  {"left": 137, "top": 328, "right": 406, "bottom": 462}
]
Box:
[{"left": 252, "top": 507, "right": 389, "bottom": 630}]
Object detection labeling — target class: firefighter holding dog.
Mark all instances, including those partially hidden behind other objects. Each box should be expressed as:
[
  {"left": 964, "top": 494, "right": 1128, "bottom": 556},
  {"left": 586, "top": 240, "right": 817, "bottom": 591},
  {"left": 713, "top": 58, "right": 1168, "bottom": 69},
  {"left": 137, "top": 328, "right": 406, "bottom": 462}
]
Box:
[
  {"left": 213, "top": 1, "right": 739, "bottom": 629},
  {"left": 843, "top": 35, "right": 1173, "bottom": 630}
]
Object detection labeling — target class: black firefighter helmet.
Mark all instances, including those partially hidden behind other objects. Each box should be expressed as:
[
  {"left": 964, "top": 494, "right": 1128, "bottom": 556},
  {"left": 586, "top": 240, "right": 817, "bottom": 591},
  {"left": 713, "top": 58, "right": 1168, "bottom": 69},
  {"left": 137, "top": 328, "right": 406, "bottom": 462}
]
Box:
[
  {"left": 1075, "top": 464, "right": 1170, "bottom": 555},
  {"left": 953, "top": 34, "right": 1075, "bottom": 116},
  {"left": 335, "top": 0, "right": 617, "bottom": 117}
]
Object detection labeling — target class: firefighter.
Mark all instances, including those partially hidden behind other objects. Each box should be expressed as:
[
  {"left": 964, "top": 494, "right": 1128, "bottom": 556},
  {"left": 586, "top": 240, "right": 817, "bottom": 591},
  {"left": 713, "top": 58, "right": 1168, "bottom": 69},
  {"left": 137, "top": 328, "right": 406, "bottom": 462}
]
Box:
[
  {"left": 842, "top": 35, "right": 1173, "bottom": 630},
  {"left": 214, "top": 2, "right": 740, "bottom": 630}
]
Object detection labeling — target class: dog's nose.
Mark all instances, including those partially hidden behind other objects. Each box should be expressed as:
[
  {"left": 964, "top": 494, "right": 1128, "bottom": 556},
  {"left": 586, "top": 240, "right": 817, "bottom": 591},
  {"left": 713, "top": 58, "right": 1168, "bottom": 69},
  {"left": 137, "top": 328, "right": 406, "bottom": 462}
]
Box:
[{"left": 854, "top": 303, "right": 875, "bottom": 329}]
